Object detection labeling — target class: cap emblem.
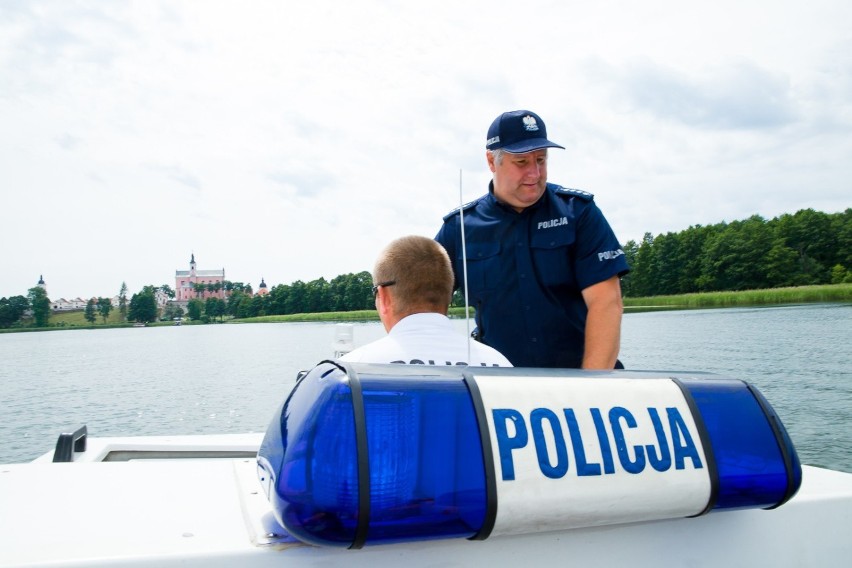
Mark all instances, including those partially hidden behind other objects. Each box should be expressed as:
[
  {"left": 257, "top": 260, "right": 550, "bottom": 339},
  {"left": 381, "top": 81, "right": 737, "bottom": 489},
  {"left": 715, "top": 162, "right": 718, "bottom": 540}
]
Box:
[{"left": 522, "top": 115, "right": 539, "bottom": 132}]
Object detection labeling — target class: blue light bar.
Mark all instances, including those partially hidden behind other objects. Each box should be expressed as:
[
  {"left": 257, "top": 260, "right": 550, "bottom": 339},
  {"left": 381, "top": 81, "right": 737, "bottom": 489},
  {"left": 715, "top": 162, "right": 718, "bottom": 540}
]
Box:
[
  {"left": 257, "top": 363, "right": 801, "bottom": 548},
  {"left": 679, "top": 376, "right": 801, "bottom": 510}
]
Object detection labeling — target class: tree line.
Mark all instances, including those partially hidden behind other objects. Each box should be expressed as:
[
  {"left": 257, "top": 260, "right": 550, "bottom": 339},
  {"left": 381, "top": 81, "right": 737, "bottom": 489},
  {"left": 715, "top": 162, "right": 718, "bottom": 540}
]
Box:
[
  {"left": 214, "top": 207, "right": 849, "bottom": 317},
  {"left": 0, "top": 274, "right": 373, "bottom": 327},
  {"left": 2, "top": 207, "right": 848, "bottom": 328},
  {"left": 182, "top": 271, "right": 375, "bottom": 321},
  {"left": 620, "top": 208, "right": 851, "bottom": 297}
]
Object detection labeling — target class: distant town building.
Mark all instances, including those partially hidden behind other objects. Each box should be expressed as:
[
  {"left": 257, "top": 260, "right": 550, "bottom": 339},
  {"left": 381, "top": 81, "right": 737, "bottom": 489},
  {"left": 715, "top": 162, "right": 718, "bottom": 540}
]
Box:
[
  {"left": 154, "top": 288, "right": 171, "bottom": 308},
  {"left": 36, "top": 276, "right": 120, "bottom": 312},
  {"left": 51, "top": 298, "right": 88, "bottom": 311},
  {"left": 256, "top": 278, "right": 268, "bottom": 296},
  {"left": 175, "top": 253, "right": 226, "bottom": 301}
]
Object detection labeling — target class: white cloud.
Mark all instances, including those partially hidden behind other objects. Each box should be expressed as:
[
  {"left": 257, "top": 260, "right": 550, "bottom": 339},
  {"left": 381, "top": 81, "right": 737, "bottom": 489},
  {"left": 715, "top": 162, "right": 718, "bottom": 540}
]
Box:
[{"left": 1, "top": 0, "right": 850, "bottom": 299}]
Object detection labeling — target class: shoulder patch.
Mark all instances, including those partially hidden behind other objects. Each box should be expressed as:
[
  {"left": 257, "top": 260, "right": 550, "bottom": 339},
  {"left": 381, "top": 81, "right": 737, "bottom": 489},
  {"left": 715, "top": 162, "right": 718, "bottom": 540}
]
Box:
[
  {"left": 554, "top": 186, "right": 594, "bottom": 201},
  {"left": 442, "top": 197, "right": 482, "bottom": 221}
]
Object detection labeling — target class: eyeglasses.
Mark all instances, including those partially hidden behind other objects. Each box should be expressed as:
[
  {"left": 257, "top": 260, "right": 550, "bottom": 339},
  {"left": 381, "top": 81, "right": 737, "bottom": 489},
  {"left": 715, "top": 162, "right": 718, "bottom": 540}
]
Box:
[{"left": 371, "top": 280, "right": 396, "bottom": 296}]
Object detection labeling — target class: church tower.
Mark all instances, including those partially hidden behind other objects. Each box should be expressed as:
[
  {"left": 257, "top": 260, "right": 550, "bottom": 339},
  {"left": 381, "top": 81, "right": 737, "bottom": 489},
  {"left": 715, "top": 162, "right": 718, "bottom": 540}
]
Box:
[{"left": 189, "top": 253, "right": 197, "bottom": 278}]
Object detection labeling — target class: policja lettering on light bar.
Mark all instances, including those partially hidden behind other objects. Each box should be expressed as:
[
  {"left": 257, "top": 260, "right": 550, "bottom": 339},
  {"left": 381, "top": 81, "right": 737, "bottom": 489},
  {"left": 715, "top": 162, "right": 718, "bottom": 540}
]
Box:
[{"left": 492, "top": 405, "right": 704, "bottom": 480}]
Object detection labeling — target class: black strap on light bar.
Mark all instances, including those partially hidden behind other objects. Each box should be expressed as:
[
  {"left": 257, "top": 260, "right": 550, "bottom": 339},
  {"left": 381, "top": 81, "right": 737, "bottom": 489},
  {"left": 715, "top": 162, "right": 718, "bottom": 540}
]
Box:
[
  {"left": 671, "top": 377, "right": 719, "bottom": 517},
  {"left": 745, "top": 383, "right": 801, "bottom": 508},
  {"left": 343, "top": 363, "right": 371, "bottom": 550},
  {"left": 462, "top": 372, "right": 497, "bottom": 540}
]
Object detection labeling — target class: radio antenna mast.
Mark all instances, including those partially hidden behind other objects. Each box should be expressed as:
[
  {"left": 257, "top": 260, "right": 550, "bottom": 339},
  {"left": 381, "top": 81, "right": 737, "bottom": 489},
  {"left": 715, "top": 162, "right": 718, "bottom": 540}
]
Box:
[{"left": 459, "top": 169, "right": 471, "bottom": 364}]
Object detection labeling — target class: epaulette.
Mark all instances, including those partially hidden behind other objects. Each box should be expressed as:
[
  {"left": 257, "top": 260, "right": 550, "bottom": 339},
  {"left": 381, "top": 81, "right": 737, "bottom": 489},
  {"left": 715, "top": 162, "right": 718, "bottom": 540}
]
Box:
[
  {"left": 442, "top": 196, "right": 482, "bottom": 221},
  {"left": 553, "top": 186, "right": 594, "bottom": 201}
]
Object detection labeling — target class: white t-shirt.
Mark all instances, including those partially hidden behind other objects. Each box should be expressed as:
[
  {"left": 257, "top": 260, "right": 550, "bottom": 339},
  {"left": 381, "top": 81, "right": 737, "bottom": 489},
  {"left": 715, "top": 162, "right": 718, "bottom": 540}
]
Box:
[{"left": 339, "top": 313, "right": 513, "bottom": 367}]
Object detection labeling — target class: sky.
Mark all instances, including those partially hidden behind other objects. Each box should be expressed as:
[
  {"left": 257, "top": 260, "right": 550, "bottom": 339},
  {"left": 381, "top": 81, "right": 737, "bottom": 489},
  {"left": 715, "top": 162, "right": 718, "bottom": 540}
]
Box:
[{"left": 1, "top": 0, "right": 850, "bottom": 300}]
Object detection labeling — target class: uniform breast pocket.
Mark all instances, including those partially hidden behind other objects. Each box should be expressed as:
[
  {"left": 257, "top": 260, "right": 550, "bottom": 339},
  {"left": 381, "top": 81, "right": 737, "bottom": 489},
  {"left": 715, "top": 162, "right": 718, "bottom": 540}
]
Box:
[
  {"left": 530, "top": 229, "right": 575, "bottom": 288},
  {"left": 461, "top": 242, "right": 502, "bottom": 293}
]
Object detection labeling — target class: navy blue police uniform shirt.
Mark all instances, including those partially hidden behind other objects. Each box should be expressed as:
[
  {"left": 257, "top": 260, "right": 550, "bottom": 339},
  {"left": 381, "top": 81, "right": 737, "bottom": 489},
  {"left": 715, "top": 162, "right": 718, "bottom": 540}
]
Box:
[{"left": 435, "top": 182, "right": 630, "bottom": 368}]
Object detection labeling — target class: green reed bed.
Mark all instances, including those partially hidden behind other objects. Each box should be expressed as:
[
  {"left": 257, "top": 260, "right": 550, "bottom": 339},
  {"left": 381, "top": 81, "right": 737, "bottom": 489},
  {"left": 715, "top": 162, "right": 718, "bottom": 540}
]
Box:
[{"left": 623, "top": 283, "right": 852, "bottom": 310}]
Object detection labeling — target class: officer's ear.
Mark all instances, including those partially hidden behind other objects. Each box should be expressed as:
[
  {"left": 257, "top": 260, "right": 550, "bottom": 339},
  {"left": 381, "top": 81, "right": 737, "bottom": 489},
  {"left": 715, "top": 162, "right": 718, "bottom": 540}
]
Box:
[{"left": 486, "top": 150, "right": 497, "bottom": 172}]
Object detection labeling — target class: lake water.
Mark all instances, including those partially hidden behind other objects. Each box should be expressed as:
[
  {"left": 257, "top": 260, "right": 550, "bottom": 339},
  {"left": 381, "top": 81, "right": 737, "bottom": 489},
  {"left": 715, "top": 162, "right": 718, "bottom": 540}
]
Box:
[{"left": 1, "top": 304, "right": 850, "bottom": 472}]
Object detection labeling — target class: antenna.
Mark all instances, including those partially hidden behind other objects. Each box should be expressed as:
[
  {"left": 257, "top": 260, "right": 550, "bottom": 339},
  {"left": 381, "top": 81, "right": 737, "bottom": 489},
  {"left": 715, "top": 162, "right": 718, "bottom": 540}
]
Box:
[{"left": 459, "top": 169, "right": 471, "bottom": 364}]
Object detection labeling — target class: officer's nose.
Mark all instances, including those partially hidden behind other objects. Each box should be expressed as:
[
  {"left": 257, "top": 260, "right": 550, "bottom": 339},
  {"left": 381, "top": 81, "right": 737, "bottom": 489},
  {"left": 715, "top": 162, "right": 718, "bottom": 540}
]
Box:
[{"left": 523, "top": 162, "right": 542, "bottom": 180}]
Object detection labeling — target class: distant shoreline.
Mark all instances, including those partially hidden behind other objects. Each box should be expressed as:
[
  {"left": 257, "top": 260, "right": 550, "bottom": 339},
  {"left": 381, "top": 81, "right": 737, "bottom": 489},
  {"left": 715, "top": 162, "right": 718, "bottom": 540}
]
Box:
[
  {"left": 235, "top": 283, "right": 851, "bottom": 321},
  {"left": 2, "top": 284, "right": 849, "bottom": 333}
]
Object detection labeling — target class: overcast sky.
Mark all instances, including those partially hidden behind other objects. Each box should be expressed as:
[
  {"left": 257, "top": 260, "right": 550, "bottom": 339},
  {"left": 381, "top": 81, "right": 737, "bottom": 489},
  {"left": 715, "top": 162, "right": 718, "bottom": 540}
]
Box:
[{"left": 1, "top": 0, "right": 850, "bottom": 300}]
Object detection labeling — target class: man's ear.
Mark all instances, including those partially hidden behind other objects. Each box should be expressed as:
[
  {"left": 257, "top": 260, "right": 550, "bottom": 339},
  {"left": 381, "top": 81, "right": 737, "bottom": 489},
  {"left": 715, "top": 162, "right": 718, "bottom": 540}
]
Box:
[
  {"left": 376, "top": 286, "right": 394, "bottom": 330},
  {"left": 377, "top": 286, "right": 391, "bottom": 313},
  {"left": 486, "top": 150, "right": 496, "bottom": 172}
]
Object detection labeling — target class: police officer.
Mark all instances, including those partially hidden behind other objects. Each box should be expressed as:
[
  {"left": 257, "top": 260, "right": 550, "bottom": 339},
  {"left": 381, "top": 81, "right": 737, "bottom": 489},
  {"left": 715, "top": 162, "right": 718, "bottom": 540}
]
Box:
[
  {"left": 435, "top": 110, "right": 629, "bottom": 369},
  {"left": 340, "top": 235, "right": 512, "bottom": 367}
]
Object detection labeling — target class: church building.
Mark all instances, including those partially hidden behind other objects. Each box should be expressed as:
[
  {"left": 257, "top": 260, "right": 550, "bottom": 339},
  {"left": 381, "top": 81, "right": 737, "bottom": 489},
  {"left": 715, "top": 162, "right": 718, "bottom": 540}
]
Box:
[{"left": 175, "top": 254, "right": 226, "bottom": 301}]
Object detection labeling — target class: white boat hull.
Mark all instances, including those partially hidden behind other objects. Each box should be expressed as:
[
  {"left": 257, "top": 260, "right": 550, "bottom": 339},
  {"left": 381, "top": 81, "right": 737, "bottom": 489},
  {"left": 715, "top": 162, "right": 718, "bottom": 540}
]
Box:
[{"left": 1, "top": 433, "right": 850, "bottom": 567}]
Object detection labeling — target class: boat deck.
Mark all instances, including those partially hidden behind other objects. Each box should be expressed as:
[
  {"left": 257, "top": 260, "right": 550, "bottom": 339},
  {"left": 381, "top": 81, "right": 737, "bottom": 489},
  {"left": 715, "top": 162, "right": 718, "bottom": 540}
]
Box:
[{"left": 1, "top": 435, "right": 851, "bottom": 567}]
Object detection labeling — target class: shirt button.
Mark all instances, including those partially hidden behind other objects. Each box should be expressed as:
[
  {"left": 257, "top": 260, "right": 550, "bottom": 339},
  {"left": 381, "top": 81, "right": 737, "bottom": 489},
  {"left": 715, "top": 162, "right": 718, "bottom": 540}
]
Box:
[{"left": 531, "top": 337, "right": 538, "bottom": 343}]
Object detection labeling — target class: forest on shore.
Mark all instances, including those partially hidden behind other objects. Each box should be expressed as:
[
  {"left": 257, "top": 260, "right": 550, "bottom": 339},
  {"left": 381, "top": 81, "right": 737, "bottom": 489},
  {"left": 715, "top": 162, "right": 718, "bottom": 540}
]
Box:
[{"left": 619, "top": 208, "right": 850, "bottom": 297}]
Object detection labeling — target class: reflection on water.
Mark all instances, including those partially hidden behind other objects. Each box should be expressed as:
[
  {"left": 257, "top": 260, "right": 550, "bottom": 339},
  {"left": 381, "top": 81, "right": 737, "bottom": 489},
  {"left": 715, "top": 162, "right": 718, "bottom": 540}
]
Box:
[{"left": 1, "top": 304, "right": 850, "bottom": 471}]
